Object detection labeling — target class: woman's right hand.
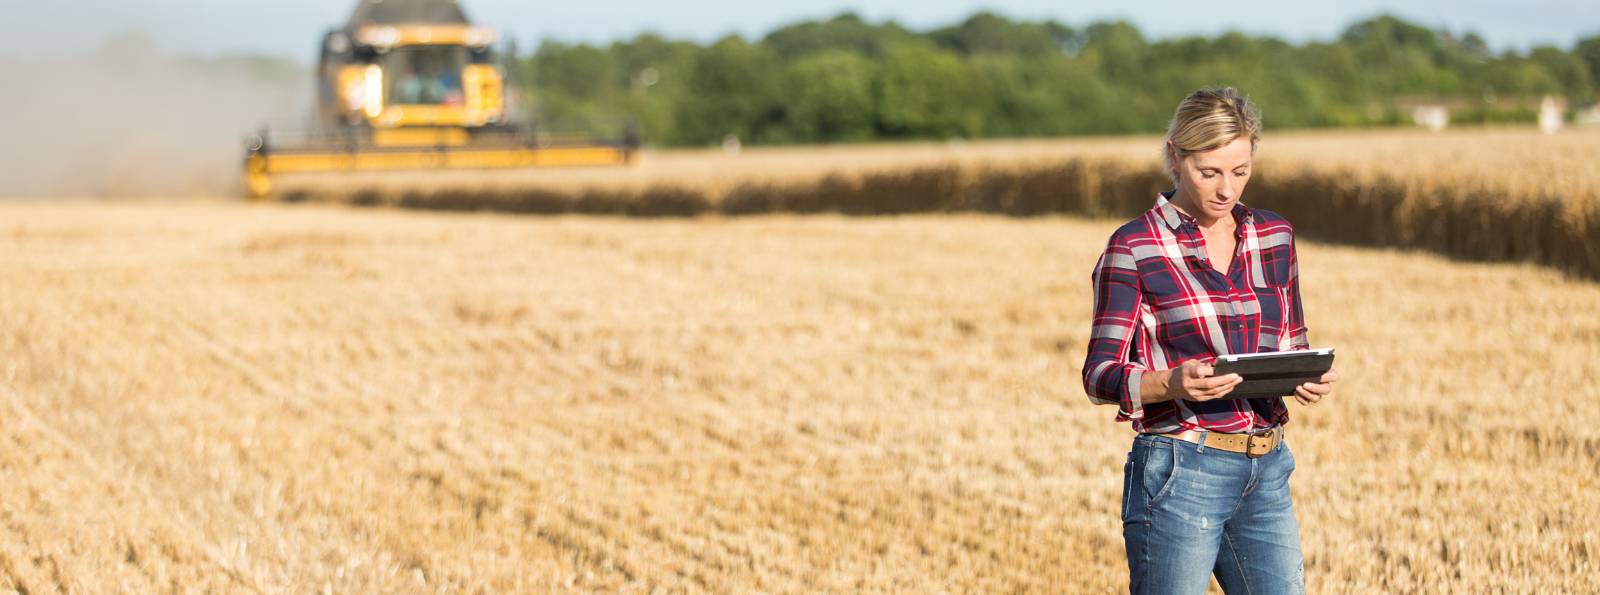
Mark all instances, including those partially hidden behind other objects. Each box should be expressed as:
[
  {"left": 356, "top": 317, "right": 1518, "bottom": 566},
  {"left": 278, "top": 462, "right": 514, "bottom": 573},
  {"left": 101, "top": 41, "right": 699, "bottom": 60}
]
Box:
[{"left": 1162, "top": 359, "right": 1242, "bottom": 402}]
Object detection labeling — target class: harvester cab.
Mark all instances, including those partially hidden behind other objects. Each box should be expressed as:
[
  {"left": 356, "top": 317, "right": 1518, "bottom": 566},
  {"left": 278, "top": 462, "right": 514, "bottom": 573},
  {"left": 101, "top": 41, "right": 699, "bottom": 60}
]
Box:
[
  {"left": 244, "top": 0, "right": 637, "bottom": 199},
  {"left": 317, "top": 0, "right": 505, "bottom": 138}
]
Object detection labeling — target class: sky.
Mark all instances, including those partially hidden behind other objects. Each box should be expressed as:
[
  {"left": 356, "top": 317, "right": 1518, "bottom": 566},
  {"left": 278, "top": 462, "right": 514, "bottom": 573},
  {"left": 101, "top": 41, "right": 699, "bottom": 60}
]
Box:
[{"left": 2, "top": 0, "right": 1596, "bottom": 61}]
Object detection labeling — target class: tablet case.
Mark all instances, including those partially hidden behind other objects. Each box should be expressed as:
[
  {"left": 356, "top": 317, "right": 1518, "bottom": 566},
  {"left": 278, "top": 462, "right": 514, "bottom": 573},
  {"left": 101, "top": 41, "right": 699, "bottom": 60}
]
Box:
[{"left": 1210, "top": 351, "right": 1335, "bottom": 400}]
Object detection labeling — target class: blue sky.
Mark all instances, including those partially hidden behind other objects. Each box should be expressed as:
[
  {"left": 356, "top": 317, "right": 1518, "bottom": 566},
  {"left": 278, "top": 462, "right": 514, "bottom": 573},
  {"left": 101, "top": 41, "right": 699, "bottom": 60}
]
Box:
[{"left": 3, "top": 0, "right": 1596, "bottom": 60}]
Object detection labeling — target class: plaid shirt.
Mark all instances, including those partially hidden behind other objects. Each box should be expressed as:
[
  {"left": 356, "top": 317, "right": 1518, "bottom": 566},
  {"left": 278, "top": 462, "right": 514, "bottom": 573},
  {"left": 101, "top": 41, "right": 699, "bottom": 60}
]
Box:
[{"left": 1082, "top": 190, "right": 1309, "bottom": 434}]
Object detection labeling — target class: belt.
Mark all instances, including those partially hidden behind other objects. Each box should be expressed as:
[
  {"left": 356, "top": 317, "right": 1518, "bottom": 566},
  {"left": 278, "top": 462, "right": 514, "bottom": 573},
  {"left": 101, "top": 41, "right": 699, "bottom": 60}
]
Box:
[{"left": 1158, "top": 426, "right": 1282, "bottom": 459}]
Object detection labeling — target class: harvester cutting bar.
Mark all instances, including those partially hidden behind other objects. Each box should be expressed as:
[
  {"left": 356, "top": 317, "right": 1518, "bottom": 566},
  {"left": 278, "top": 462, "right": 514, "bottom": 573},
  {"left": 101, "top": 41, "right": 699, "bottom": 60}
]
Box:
[{"left": 243, "top": 131, "right": 636, "bottom": 199}]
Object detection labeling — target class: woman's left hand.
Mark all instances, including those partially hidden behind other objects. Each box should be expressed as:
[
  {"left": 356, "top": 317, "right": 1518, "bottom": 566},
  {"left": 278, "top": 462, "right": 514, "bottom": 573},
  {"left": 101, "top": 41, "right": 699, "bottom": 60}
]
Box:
[{"left": 1293, "top": 367, "right": 1339, "bottom": 406}]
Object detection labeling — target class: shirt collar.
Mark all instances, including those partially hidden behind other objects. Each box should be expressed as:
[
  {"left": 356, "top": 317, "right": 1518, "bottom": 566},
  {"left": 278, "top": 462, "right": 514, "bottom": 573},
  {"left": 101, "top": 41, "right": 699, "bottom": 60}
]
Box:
[{"left": 1155, "top": 189, "right": 1253, "bottom": 231}]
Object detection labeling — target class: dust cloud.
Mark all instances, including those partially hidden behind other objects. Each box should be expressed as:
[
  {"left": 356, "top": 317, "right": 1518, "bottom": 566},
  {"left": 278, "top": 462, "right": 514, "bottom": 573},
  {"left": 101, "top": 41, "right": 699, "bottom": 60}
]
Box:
[{"left": 0, "top": 31, "right": 309, "bottom": 198}]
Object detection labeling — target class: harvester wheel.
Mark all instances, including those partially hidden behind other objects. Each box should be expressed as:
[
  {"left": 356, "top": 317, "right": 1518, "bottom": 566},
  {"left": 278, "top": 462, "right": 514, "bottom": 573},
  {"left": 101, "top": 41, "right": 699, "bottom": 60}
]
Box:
[{"left": 244, "top": 153, "right": 273, "bottom": 200}]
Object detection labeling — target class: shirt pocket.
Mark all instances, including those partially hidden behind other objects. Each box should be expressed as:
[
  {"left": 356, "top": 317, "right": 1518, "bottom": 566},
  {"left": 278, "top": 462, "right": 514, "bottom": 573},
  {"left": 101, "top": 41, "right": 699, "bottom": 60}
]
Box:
[
  {"left": 1250, "top": 252, "right": 1293, "bottom": 349},
  {"left": 1255, "top": 247, "right": 1294, "bottom": 289}
]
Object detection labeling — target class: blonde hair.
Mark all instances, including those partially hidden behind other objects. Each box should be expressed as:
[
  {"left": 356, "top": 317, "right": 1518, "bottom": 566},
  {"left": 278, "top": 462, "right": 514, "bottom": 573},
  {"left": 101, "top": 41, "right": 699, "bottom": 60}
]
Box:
[{"left": 1162, "top": 87, "right": 1262, "bottom": 185}]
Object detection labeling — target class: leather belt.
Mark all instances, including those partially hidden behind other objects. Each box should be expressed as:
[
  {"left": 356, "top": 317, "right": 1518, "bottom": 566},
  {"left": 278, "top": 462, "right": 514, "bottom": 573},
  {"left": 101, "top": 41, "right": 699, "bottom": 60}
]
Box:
[{"left": 1158, "top": 426, "right": 1281, "bottom": 458}]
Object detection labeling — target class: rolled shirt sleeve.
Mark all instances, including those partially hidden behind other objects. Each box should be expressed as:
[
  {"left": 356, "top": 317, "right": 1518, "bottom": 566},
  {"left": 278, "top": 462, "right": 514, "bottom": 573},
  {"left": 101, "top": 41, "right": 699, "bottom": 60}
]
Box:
[{"left": 1082, "top": 235, "right": 1149, "bottom": 420}]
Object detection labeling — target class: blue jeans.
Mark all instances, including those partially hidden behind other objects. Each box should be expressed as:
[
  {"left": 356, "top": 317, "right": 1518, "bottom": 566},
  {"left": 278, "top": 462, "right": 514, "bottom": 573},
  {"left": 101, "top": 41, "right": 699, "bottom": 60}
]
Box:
[{"left": 1122, "top": 432, "right": 1305, "bottom": 594}]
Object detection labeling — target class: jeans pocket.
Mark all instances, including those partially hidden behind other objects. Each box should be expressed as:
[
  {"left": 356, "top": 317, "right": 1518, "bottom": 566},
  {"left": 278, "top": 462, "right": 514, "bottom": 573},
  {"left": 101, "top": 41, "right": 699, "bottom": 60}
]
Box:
[
  {"left": 1284, "top": 441, "right": 1297, "bottom": 476},
  {"left": 1141, "top": 439, "right": 1181, "bottom": 508}
]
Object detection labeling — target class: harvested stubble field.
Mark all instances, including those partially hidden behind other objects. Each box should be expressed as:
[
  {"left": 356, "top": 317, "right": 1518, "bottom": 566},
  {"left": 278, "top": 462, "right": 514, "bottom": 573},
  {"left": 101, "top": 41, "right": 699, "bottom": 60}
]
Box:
[{"left": 0, "top": 200, "right": 1596, "bottom": 593}]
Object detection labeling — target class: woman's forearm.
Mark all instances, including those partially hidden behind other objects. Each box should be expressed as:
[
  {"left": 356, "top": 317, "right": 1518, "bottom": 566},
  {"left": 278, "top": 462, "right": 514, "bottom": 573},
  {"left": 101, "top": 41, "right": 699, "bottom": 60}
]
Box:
[{"left": 1139, "top": 369, "right": 1174, "bottom": 404}]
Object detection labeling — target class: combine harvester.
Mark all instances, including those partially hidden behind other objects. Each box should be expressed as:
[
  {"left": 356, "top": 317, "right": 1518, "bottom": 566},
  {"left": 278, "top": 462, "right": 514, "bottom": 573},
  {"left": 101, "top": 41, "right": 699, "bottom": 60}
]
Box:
[{"left": 243, "top": 0, "right": 636, "bottom": 199}]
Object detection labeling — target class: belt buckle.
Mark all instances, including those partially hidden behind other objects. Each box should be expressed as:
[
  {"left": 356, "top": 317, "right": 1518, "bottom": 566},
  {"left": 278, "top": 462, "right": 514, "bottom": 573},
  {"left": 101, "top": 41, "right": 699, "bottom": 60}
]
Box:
[{"left": 1245, "top": 429, "right": 1274, "bottom": 459}]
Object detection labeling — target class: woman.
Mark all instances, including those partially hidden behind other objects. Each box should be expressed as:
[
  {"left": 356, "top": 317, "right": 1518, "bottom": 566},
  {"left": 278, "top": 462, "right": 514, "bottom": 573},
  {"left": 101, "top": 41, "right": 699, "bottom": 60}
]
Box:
[{"left": 1081, "top": 87, "right": 1339, "bottom": 594}]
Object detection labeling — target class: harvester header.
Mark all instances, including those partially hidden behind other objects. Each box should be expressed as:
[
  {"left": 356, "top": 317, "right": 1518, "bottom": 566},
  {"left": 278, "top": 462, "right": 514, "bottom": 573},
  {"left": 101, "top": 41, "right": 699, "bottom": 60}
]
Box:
[{"left": 243, "top": 0, "right": 636, "bottom": 199}]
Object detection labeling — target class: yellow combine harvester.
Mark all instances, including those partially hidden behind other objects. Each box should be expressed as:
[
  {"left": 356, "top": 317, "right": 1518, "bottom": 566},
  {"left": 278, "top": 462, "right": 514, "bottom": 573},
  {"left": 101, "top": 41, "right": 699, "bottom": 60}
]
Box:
[{"left": 243, "top": 0, "right": 636, "bottom": 199}]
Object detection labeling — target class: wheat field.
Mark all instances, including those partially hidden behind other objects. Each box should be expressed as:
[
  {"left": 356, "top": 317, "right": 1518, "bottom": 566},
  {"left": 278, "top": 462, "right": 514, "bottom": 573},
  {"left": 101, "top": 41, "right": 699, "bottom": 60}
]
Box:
[
  {"left": 264, "top": 126, "right": 1600, "bottom": 280},
  {"left": 271, "top": 126, "right": 1600, "bottom": 202},
  {"left": 1, "top": 198, "right": 1596, "bottom": 593}
]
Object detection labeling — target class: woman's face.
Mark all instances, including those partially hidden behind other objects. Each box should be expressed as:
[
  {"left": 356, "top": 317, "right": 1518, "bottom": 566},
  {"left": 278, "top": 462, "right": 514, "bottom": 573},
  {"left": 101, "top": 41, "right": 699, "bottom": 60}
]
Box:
[{"left": 1170, "top": 136, "right": 1253, "bottom": 223}]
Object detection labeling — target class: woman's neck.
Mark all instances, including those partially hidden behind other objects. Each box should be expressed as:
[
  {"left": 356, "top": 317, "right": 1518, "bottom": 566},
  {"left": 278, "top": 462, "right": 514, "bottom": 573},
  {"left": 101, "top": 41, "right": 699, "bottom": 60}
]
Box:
[{"left": 1169, "top": 188, "right": 1231, "bottom": 231}]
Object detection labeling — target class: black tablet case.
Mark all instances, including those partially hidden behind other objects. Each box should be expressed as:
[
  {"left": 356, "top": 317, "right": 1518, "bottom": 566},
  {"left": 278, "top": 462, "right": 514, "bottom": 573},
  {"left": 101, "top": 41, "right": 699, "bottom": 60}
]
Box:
[{"left": 1211, "top": 351, "right": 1335, "bottom": 400}]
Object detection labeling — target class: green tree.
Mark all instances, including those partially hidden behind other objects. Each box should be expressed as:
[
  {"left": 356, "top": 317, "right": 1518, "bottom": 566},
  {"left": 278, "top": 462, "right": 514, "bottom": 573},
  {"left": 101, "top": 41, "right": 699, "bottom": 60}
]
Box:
[
  {"left": 531, "top": 41, "right": 616, "bottom": 101},
  {"left": 1529, "top": 45, "right": 1596, "bottom": 103},
  {"left": 1080, "top": 21, "right": 1146, "bottom": 84},
  {"left": 526, "top": 41, "right": 623, "bottom": 135},
  {"left": 610, "top": 34, "right": 701, "bottom": 144},
  {"left": 512, "top": 11, "right": 1600, "bottom": 148},
  {"left": 761, "top": 13, "right": 911, "bottom": 60},
  {"left": 1577, "top": 35, "right": 1600, "bottom": 103},
  {"left": 674, "top": 36, "right": 782, "bottom": 145},
  {"left": 783, "top": 50, "right": 877, "bottom": 142},
  {"left": 1484, "top": 57, "right": 1563, "bottom": 99},
  {"left": 927, "top": 11, "right": 1077, "bottom": 56},
  {"left": 1035, "top": 58, "right": 1135, "bottom": 134},
  {"left": 875, "top": 41, "right": 980, "bottom": 138}
]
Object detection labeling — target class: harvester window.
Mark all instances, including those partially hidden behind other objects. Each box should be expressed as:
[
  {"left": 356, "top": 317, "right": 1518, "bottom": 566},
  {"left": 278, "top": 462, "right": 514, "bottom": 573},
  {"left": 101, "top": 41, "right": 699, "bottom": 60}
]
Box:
[{"left": 385, "top": 46, "right": 469, "bottom": 106}]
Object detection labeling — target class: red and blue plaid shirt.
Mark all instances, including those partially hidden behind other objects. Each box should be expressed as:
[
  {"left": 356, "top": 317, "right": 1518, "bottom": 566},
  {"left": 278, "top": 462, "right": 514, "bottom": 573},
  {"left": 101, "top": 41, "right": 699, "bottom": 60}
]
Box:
[{"left": 1082, "top": 190, "right": 1310, "bottom": 434}]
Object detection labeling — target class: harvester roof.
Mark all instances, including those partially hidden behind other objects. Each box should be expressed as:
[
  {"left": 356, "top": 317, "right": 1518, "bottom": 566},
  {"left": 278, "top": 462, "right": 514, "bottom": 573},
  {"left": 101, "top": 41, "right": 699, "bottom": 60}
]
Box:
[{"left": 346, "top": 0, "right": 471, "bottom": 29}]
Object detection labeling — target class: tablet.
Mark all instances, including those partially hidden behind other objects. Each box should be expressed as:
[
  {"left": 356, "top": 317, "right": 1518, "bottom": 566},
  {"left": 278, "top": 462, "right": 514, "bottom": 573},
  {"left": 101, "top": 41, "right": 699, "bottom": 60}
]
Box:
[{"left": 1210, "top": 348, "right": 1335, "bottom": 400}]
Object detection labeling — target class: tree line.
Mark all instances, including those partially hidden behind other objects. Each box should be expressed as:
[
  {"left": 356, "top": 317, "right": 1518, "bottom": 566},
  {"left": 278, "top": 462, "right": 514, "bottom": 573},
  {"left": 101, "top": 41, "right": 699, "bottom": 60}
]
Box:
[{"left": 514, "top": 13, "right": 1600, "bottom": 147}]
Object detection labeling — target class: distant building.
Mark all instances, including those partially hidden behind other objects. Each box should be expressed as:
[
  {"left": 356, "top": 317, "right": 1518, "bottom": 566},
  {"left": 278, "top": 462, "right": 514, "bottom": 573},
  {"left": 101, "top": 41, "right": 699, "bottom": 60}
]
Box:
[
  {"left": 1575, "top": 104, "right": 1600, "bottom": 127},
  {"left": 1412, "top": 104, "right": 1449, "bottom": 131},
  {"left": 1538, "top": 95, "right": 1566, "bottom": 134}
]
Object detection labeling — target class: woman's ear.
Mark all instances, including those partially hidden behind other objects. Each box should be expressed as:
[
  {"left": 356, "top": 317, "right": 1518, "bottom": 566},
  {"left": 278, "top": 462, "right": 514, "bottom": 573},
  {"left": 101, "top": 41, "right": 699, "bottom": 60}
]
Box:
[{"left": 1166, "top": 141, "right": 1181, "bottom": 181}]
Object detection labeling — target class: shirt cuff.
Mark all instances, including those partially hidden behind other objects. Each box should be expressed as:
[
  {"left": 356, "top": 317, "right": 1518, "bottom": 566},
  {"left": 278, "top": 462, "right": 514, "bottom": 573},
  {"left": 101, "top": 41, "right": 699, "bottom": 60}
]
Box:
[{"left": 1121, "top": 368, "right": 1146, "bottom": 420}]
